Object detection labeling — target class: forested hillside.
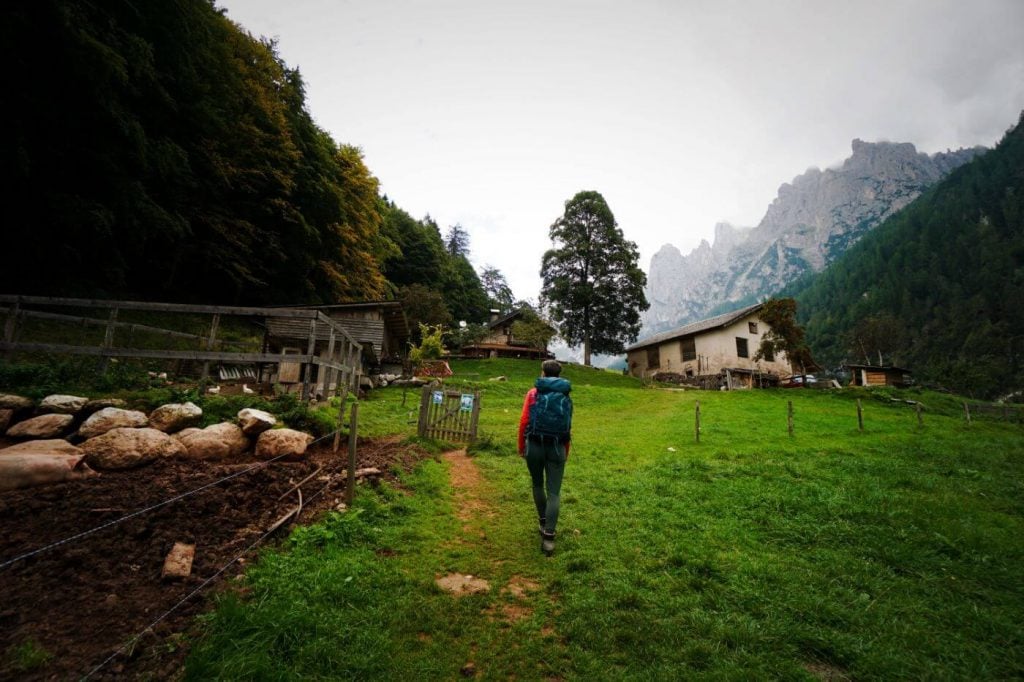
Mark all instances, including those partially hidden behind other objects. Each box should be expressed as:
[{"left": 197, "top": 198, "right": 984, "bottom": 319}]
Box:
[
  {"left": 791, "top": 112, "right": 1024, "bottom": 398},
  {"left": 2, "top": 1, "right": 489, "bottom": 320}
]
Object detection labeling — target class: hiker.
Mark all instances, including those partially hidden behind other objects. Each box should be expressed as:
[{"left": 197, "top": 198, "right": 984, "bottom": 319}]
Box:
[{"left": 518, "top": 359, "right": 573, "bottom": 556}]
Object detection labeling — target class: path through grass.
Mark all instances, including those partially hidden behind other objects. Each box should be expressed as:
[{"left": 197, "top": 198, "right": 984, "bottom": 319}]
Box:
[{"left": 185, "top": 359, "right": 1024, "bottom": 680}]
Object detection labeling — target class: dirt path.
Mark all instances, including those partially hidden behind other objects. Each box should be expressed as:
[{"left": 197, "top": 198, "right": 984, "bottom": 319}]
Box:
[{"left": 438, "top": 450, "right": 560, "bottom": 678}]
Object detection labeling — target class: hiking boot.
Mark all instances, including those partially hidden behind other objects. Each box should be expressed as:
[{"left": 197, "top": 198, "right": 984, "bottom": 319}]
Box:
[{"left": 541, "top": 531, "right": 555, "bottom": 556}]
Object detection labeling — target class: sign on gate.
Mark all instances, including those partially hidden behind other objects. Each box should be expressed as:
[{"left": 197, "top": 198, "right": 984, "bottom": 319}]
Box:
[{"left": 417, "top": 386, "right": 481, "bottom": 442}]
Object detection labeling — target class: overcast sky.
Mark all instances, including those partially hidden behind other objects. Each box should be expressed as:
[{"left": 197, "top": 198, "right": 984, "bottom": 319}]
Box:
[{"left": 218, "top": 0, "right": 1024, "bottom": 302}]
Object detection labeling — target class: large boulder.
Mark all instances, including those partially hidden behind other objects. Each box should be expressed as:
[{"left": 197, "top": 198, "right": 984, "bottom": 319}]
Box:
[
  {"left": 255, "top": 429, "right": 312, "bottom": 460},
  {"left": 0, "top": 408, "right": 12, "bottom": 435},
  {"left": 39, "top": 394, "right": 89, "bottom": 415},
  {"left": 81, "top": 427, "right": 186, "bottom": 470},
  {"left": 176, "top": 422, "right": 249, "bottom": 460},
  {"left": 6, "top": 413, "right": 75, "bottom": 439},
  {"left": 148, "top": 402, "right": 203, "bottom": 433},
  {"left": 237, "top": 408, "right": 276, "bottom": 437},
  {"left": 0, "top": 442, "right": 95, "bottom": 491},
  {"left": 78, "top": 407, "right": 149, "bottom": 439},
  {"left": 0, "top": 394, "right": 34, "bottom": 412}
]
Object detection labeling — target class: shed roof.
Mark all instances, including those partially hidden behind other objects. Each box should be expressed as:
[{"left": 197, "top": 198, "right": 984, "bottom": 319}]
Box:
[
  {"left": 845, "top": 364, "right": 912, "bottom": 373},
  {"left": 625, "top": 303, "right": 764, "bottom": 352}
]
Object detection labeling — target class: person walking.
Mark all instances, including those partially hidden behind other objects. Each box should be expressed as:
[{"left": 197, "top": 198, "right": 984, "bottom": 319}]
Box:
[{"left": 518, "top": 359, "right": 573, "bottom": 556}]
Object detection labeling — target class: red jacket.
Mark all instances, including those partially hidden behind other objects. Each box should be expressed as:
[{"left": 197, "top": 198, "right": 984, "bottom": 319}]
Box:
[{"left": 518, "top": 388, "right": 571, "bottom": 457}]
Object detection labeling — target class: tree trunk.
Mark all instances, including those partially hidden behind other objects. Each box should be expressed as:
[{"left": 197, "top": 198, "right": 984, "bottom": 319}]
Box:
[{"left": 583, "top": 337, "right": 592, "bottom": 366}]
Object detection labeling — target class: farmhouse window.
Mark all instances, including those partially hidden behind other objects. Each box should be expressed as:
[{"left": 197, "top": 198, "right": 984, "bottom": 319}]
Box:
[
  {"left": 680, "top": 337, "right": 696, "bottom": 361},
  {"left": 736, "top": 337, "right": 749, "bottom": 358},
  {"left": 647, "top": 346, "right": 660, "bottom": 369},
  {"left": 748, "top": 321, "right": 758, "bottom": 334},
  {"left": 763, "top": 346, "right": 774, "bottom": 362}
]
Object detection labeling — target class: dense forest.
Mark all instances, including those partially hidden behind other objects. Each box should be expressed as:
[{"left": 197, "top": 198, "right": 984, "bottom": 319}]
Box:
[
  {"left": 787, "top": 112, "right": 1024, "bottom": 399},
  {"left": 2, "top": 0, "right": 493, "bottom": 329}
]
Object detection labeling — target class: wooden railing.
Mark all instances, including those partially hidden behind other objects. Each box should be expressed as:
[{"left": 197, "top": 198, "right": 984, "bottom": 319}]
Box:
[{"left": 0, "top": 295, "right": 362, "bottom": 401}]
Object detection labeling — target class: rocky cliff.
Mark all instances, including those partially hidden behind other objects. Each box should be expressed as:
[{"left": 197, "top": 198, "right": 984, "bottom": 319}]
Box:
[{"left": 643, "top": 139, "right": 984, "bottom": 334}]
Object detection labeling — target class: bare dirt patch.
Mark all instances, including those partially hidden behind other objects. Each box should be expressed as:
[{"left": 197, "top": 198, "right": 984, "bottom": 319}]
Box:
[
  {"left": 0, "top": 435, "right": 433, "bottom": 680},
  {"left": 803, "top": 661, "right": 851, "bottom": 681},
  {"left": 435, "top": 573, "right": 491, "bottom": 596}
]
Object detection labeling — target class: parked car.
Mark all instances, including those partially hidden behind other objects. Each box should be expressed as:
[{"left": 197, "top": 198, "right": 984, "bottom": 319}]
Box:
[{"left": 782, "top": 374, "right": 818, "bottom": 388}]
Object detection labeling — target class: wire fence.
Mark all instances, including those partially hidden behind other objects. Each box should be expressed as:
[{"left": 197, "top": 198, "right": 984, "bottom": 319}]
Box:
[{"left": 1, "top": 420, "right": 355, "bottom": 680}]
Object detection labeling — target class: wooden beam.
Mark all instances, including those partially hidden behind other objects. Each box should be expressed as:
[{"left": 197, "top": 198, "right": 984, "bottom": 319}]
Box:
[{"left": 0, "top": 294, "right": 320, "bottom": 319}]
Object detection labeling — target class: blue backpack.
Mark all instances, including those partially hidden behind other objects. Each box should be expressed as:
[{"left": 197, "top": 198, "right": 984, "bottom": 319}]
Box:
[{"left": 528, "top": 377, "right": 572, "bottom": 442}]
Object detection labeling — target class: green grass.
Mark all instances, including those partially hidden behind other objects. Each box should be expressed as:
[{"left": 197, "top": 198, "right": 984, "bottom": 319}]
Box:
[{"left": 184, "top": 358, "right": 1024, "bottom": 680}]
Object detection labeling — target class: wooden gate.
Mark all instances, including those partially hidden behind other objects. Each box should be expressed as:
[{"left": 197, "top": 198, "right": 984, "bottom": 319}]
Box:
[{"left": 417, "top": 386, "right": 481, "bottom": 443}]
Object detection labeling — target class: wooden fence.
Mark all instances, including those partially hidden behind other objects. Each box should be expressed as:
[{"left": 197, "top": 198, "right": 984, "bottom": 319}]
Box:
[
  {"left": 417, "top": 386, "right": 480, "bottom": 443},
  {"left": 0, "top": 295, "right": 362, "bottom": 401}
]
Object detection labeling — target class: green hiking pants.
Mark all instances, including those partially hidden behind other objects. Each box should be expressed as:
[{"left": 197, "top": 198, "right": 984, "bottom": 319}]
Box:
[{"left": 525, "top": 438, "right": 567, "bottom": 534}]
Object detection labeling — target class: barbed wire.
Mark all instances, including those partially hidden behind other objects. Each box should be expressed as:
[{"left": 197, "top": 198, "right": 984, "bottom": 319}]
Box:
[
  {"left": 81, "top": 431, "right": 351, "bottom": 680},
  {"left": 0, "top": 427, "right": 346, "bottom": 571}
]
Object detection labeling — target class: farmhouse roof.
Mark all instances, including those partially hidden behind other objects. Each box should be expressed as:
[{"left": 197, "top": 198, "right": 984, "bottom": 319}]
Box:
[
  {"left": 625, "top": 303, "right": 765, "bottom": 352},
  {"left": 488, "top": 308, "right": 556, "bottom": 332}
]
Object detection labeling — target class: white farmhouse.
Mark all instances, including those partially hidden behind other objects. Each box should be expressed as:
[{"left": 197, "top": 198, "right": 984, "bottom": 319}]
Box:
[{"left": 624, "top": 303, "right": 793, "bottom": 388}]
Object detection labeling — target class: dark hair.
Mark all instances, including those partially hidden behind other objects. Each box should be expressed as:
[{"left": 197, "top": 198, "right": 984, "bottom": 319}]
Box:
[{"left": 541, "top": 360, "right": 562, "bottom": 377}]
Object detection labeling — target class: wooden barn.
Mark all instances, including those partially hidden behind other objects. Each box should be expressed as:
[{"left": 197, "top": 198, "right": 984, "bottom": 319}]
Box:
[
  {"left": 264, "top": 301, "right": 410, "bottom": 392},
  {"left": 845, "top": 364, "right": 912, "bottom": 388},
  {"left": 625, "top": 303, "right": 793, "bottom": 388},
  {"left": 460, "top": 309, "right": 555, "bottom": 360}
]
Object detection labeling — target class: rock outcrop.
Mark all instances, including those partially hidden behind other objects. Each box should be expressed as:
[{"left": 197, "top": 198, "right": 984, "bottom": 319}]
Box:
[{"left": 643, "top": 140, "right": 985, "bottom": 334}]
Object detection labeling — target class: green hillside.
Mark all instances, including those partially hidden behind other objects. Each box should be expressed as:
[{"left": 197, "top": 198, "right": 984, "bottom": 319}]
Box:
[{"left": 789, "top": 113, "right": 1024, "bottom": 398}]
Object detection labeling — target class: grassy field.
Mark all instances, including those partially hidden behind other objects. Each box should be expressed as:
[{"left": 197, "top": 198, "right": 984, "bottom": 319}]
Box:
[{"left": 184, "top": 359, "right": 1024, "bottom": 680}]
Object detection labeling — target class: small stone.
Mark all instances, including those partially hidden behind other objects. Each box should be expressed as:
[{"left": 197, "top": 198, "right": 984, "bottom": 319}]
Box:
[
  {"left": 460, "top": 662, "right": 477, "bottom": 677},
  {"left": 237, "top": 408, "right": 276, "bottom": 437},
  {"left": 255, "top": 429, "right": 311, "bottom": 459},
  {"left": 161, "top": 542, "right": 195, "bottom": 580},
  {"left": 148, "top": 402, "right": 203, "bottom": 433}
]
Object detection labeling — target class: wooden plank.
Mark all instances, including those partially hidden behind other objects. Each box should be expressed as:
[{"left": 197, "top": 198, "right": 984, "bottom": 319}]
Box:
[
  {"left": 201, "top": 313, "right": 220, "bottom": 381},
  {"left": 0, "top": 294, "right": 323, "bottom": 319},
  {"left": 0, "top": 307, "right": 220, "bottom": 343},
  {"left": 0, "top": 342, "right": 320, "bottom": 364},
  {"left": 469, "top": 391, "right": 481, "bottom": 442}
]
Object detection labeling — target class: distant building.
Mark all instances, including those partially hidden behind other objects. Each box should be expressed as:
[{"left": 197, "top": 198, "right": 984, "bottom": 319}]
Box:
[
  {"left": 624, "top": 303, "right": 793, "bottom": 388},
  {"left": 460, "top": 309, "right": 555, "bottom": 360},
  {"left": 845, "top": 364, "right": 912, "bottom": 388}
]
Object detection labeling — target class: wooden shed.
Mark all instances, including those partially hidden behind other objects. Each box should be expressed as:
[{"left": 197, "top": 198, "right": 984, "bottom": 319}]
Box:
[
  {"left": 264, "top": 301, "right": 410, "bottom": 392},
  {"left": 845, "top": 364, "right": 912, "bottom": 387}
]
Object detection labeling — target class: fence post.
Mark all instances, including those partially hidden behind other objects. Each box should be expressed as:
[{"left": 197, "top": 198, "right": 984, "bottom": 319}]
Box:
[
  {"left": 301, "top": 318, "right": 317, "bottom": 402},
  {"left": 200, "top": 313, "right": 220, "bottom": 382},
  {"left": 916, "top": 402, "right": 923, "bottom": 428},
  {"left": 325, "top": 328, "right": 337, "bottom": 398},
  {"left": 3, "top": 297, "right": 21, "bottom": 357},
  {"left": 417, "top": 385, "right": 431, "bottom": 438},
  {"left": 787, "top": 401, "right": 794, "bottom": 437},
  {"left": 857, "top": 399, "right": 864, "bottom": 432},
  {"left": 695, "top": 400, "right": 701, "bottom": 443},
  {"left": 963, "top": 402, "right": 971, "bottom": 426},
  {"left": 97, "top": 306, "right": 119, "bottom": 375},
  {"left": 469, "top": 391, "right": 481, "bottom": 443},
  {"left": 346, "top": 401, "right": 359, "bottom": 506}
]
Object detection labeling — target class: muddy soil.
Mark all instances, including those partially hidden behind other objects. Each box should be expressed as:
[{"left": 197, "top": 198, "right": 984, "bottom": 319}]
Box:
[{"left": 0, "top": 435, "right": 434, "bottom": 680}]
